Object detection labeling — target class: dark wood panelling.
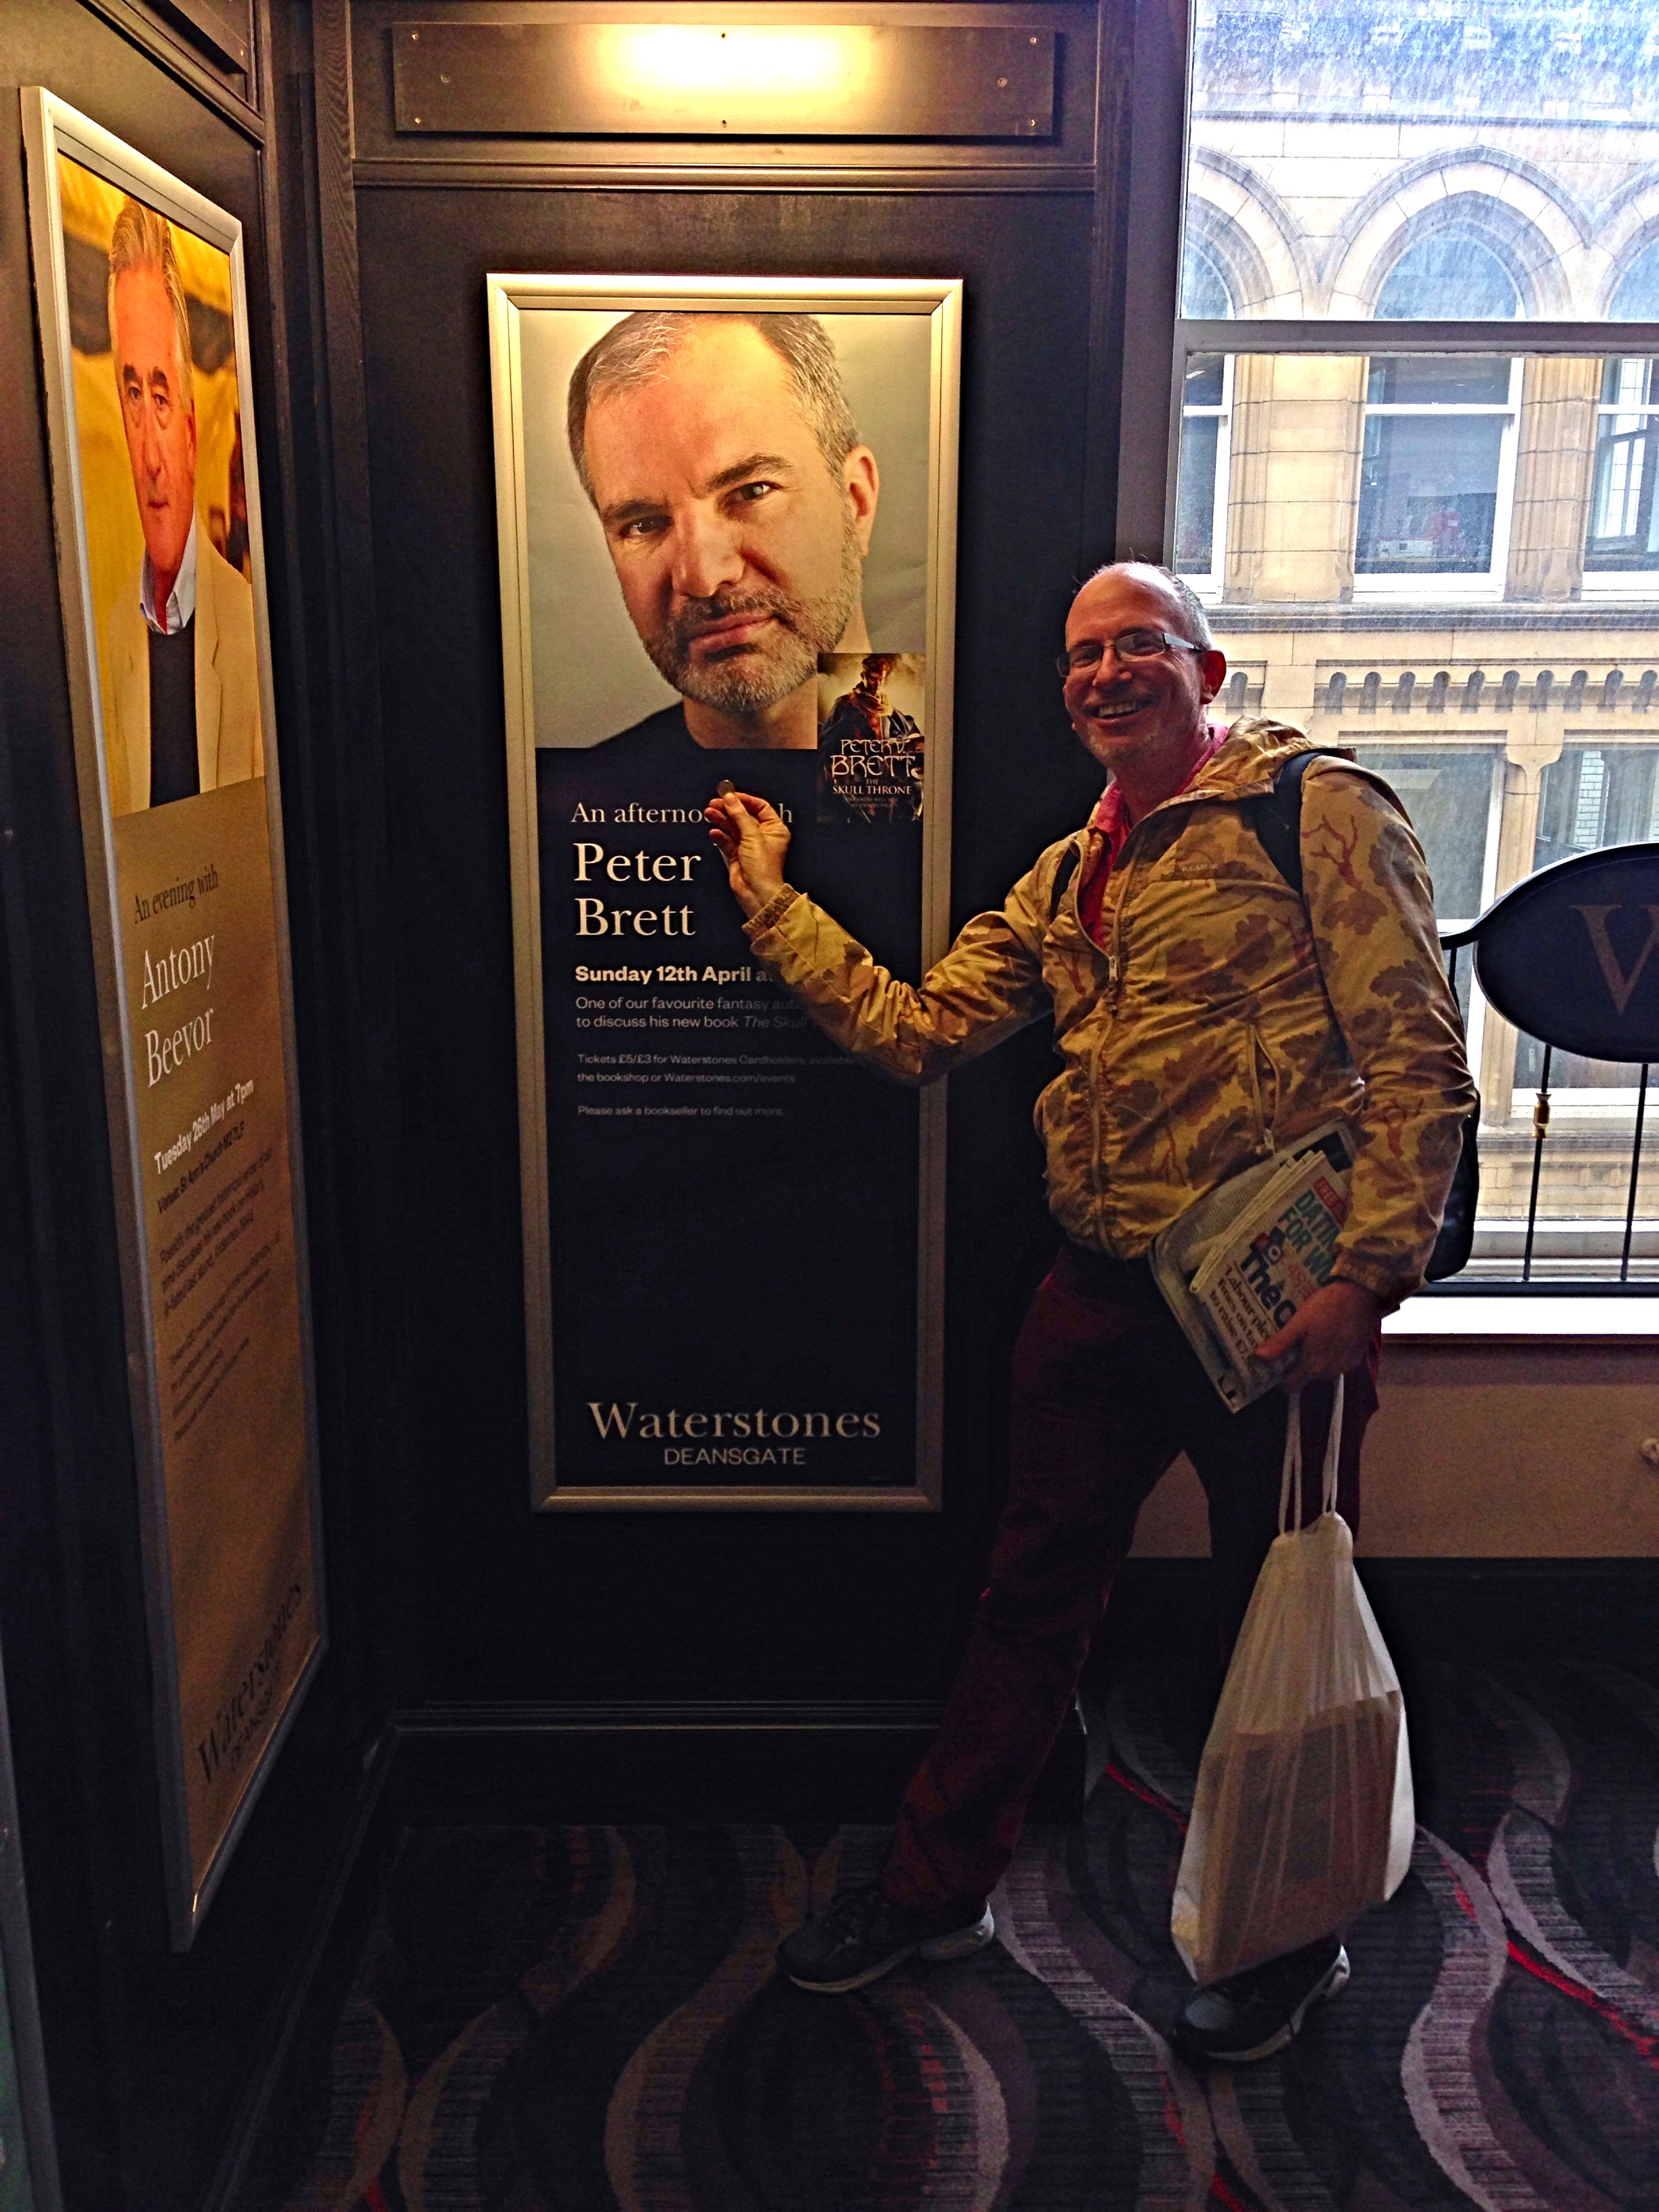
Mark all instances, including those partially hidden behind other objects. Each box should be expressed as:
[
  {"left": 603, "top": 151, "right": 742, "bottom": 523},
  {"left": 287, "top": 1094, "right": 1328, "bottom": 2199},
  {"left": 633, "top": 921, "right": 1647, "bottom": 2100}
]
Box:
[
  {"left": 1113, "top": 0, "right": 1187, "bottom": 558},
  {"left": 1083, "top": 0, "right": 1134, "bottom": 558},
  {"left": 314, "top": 0, "right": 1132, "bottom": 1740},
  {"left": 382, "top": 1698, "right": 1087, "bottom": 1823},
  {"left": 0, "top": 0, "right": 1141, "bottom": 2200},
  {"left": 76, "top": 0, "right": 262, "bottom": 129},
  {"left": 348, "top": 176, "right": 1105, "bottom": 1712},
  {"left": 1088, "top": 1556, "right": 1659, "bottom": 1812},
  {"left": 0, "top": 0, "right": 384, "bottom": 2202},
  {"left": 297, "top": 0, "right": 424, "bottom": 1717},
  {"left": 0, "top": 3, "right": 283, "bottom": 2190},
  {"left": 350, "top": 0, "right": 1101, "bottom": 186},
  {"left": 154, "top": 0, "right": 251, "bottom": 74}
]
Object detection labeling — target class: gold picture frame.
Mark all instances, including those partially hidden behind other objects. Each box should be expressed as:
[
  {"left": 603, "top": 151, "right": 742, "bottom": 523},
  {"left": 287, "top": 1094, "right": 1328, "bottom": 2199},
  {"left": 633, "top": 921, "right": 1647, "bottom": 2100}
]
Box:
[{"left": 488, "top": 274, "right": 962, "bottom": 1509}]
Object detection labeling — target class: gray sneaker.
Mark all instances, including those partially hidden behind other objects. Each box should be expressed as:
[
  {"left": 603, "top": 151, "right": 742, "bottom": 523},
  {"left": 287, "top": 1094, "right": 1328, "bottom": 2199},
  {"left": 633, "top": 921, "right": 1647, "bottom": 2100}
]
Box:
[{"left": 777, "top": 1881, "right": 996, "bottom": 1994}]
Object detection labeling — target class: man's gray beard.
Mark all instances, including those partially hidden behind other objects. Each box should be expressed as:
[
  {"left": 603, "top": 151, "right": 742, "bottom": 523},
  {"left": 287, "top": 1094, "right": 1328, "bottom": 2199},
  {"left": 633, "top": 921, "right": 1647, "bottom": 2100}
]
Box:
[{"left": 644, "top": 516, "right": 863, "bottom": 718}]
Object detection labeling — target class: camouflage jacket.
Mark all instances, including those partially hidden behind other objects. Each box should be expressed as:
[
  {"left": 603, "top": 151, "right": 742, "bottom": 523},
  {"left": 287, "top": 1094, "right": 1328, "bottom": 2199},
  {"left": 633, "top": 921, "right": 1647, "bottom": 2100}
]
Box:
[{"left": 744, "top": 718, "right": 1475, "bottom": 1307}]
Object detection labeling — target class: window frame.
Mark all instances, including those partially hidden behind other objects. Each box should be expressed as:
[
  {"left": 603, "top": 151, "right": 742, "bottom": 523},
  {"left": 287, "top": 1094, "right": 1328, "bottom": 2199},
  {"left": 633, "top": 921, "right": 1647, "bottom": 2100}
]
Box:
[
  {"left": 1174, "top": 351, "right": 1232, "bottom": 600},
  {"left": 1351, "top": 356, "right": 1523, "bottom": 602},
  {"left": 1582, "top": 357, "right": 1659, "bottom": 598}
]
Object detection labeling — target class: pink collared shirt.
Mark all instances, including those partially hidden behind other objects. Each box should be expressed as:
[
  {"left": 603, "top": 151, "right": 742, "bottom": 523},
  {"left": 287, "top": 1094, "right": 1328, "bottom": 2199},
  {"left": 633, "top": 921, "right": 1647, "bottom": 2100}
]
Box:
[{"left": 1077, "top": 724, "right": 1227, "bottom": 947}]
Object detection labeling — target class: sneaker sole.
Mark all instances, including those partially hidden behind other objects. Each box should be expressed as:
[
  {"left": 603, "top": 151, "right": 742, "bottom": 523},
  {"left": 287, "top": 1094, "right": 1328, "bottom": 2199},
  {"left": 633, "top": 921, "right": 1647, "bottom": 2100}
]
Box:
[
  {"left": 785, "top": 1906, "right": 996, "bottom": 1994},
  {"left": 1176, "top": 1947, "right": 1351, "bottom": 2066}
]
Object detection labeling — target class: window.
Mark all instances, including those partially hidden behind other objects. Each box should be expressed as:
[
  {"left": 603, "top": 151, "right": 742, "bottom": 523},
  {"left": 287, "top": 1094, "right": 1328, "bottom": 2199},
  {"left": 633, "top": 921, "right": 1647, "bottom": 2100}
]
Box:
[
  {"left": 1502, "top": 746, "right": 1659, "bottom": 1272},
  {"left": 1182, "top": 243, "right": 1233, "bottom": 323},
  {"left": 1355, "top": 357, "right": 1520, "bottom": 597},
  {"left": 1612, "top": 243, "right": 1659, "bottom": 323},
  {"left": 1184, "top": 0, "right": 1659, "bottom": 327},
  {"left": 1174, "top": 353, "right": 1231, "bottom": 598},
  {"left": 1342, "top": 742, "right": 1502, "bottom": 1120},
  {"left": 1175, "top": 248, "right": 1235, "bottom": 599},
  {"left": 1534, "top": 743, "right": 1659, "bottom": 873},
  {"left": 1170, "top": 0, "right": 1659, "bottom": 1282},
  {"left": 1338, "top": 747, "right": 1501, "bottom": 927},
  {"left": 1583, "top": 359, "right": 1659, "bottom": 592},
  {"left": 1375, "top": 235, "right": 1521, "bottom": 324},
  {"left": 1513, "top": 745, "right": 1659, "bottom": 1103},
  {"left": 1172, "top": 354, "right": 1659, "bottom": 1279}
]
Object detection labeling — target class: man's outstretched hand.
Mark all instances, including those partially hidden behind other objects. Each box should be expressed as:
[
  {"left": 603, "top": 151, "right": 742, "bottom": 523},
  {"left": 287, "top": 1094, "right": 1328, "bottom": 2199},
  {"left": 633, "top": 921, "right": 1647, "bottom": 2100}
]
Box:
[
  {"left": 705, "top": 790, "right": 793, "bottom": 918},
  {"left": 1253, "top": 1278, "right": 1384, "bottom": 1390}
]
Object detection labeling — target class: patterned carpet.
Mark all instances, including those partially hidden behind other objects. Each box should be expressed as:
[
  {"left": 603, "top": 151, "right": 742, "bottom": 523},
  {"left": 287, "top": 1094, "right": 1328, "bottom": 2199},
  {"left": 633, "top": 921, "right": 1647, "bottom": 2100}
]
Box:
[{"left": 268, "top": 1656, "right": 1659, "bottom": 2210}]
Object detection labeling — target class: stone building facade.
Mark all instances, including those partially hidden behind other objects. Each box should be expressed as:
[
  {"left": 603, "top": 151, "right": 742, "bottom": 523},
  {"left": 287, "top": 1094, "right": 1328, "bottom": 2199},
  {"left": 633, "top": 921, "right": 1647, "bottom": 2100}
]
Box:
[{"left": 1176, "top": 2, "right": 1659, "bottom": 1266}]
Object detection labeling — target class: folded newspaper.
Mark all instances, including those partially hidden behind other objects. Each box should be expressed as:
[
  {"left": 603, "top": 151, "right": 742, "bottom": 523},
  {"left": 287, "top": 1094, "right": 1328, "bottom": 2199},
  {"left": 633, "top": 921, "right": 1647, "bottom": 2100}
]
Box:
[{"left": 1150, "top": 1122, "right": 1355, "bottom": 1412}]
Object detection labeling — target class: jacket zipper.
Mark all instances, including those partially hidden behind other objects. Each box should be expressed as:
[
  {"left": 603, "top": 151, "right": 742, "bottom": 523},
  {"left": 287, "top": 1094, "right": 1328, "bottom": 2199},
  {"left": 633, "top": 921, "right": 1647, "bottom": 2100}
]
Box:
[
  {"left": 1248, "top": 1022, "right": 1279, "bottom": 1153},
  {"left": 1080, "top": 748, "right": 1303, "bottom": 1226},
  {"left": 1088, "top": 843, "right": 1136, "bottom": 1230}
]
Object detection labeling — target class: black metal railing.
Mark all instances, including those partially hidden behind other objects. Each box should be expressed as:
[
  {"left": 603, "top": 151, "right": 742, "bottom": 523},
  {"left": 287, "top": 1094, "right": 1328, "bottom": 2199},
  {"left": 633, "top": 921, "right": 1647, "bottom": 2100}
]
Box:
[{"left": 1440, "top": 933, "right": 1654, "bottom": 1285}]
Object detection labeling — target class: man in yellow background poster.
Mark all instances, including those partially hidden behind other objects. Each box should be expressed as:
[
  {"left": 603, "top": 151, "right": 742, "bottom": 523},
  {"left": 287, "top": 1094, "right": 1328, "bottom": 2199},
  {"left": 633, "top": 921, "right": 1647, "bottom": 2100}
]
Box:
[{"left": 60, "top": 159, "right": 263, "bottom": 814}]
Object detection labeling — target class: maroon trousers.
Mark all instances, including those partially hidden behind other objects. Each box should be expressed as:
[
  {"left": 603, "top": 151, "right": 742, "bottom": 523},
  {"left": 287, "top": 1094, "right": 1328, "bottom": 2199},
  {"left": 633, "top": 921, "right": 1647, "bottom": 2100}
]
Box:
[{"left": 880, "top": 1242, "right": 1378, "bottom": 1914}]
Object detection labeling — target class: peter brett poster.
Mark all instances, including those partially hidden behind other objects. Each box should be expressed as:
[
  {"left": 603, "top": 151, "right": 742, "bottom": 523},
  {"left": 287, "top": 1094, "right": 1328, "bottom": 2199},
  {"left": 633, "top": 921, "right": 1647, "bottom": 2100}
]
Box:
[
  {"left": 489, "top": 277, "right": 960, "bottom": 1507},
  {"left": 24, "top": 91, "right": 323, "bottom": 1945}
]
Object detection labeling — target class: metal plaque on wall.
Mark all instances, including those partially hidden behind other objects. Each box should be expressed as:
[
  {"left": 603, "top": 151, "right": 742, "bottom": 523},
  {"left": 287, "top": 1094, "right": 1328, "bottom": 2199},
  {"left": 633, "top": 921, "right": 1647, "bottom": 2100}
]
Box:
[
  {"left": 394, "top": 22, "right": 1057, "bottom": 140},
  {"left": 22, "top": 90, "right": 325, "bottom": 1948},
  {"left": 488, "top": 274, "right": 961, "bottom": 1509}
]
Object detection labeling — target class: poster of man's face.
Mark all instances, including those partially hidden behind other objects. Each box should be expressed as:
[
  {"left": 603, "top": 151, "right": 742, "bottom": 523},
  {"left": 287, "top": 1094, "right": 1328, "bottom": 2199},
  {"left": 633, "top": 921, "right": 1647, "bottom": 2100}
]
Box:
[
  {"left": 490, "top": 278, "right": 959, "bottom": 1506},
  {"left": 56, "top": 155, "right": 264, "bottom": 815},
  {"left": 518, "top": 303, "right": 933, "bottom": 750}
]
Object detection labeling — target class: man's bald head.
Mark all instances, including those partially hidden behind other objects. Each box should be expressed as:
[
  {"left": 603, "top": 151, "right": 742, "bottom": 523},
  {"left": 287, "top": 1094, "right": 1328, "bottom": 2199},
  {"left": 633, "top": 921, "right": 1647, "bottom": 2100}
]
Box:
[{"left": 1081, "top": 561, "right": 1214, "bottom": 651}]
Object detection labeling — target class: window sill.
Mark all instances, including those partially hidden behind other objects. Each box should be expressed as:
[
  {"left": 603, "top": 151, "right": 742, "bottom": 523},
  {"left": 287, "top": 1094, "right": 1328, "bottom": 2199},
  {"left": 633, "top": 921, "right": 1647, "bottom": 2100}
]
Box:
[
  {"left": 1351, "top": 580, "right": 1507, "bottom": 602},
  {"left": 1383, "top": 1294, "right": 1659, "bottom": 1340},
  {"left": 1578, "top": 576, "right": 1659, "bottom": 600}
]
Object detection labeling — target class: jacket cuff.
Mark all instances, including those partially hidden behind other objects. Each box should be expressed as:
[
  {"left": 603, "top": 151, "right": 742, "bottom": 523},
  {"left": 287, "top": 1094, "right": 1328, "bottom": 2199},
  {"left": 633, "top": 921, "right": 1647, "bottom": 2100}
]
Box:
[
  {"left": 1330, "top": 1255, "right": 1410, "bottom": 1313},
  {"left": 744, "top": 886, "right": 800, "bottom": 938}
]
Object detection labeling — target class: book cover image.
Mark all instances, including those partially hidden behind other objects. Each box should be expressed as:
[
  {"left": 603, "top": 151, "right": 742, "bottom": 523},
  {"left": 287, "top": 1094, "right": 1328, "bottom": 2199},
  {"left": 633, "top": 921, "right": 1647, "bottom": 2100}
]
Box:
[{"left": 816, "top": 653, "right": 925, "bottom": 825}]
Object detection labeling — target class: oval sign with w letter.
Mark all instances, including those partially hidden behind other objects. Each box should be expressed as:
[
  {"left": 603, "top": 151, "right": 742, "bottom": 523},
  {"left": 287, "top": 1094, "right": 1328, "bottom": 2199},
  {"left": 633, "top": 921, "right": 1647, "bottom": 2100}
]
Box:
[{"left": 1472, "top": 843, "right": 1659, "bottom": 1063}]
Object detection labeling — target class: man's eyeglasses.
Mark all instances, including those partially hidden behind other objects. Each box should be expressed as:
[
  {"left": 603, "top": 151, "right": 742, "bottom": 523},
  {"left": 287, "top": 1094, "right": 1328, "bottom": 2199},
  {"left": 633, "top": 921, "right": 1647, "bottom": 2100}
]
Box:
[{"left": 1055, "top": 630, "right": 1204, "bottom": 680}]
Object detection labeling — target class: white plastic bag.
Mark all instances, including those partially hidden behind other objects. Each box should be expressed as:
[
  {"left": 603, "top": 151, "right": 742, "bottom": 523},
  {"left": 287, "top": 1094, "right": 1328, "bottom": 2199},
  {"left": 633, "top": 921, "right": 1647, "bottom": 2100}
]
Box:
[{"left": 1171, "top": 1378, "right": 1415, "bottom": 1985}]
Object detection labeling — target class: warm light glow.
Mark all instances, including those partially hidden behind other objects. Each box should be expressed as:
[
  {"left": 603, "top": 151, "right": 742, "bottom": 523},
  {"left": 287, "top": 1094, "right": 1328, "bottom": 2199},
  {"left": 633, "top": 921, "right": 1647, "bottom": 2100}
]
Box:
[{"left": 591, "top": 25, "right": 876, "bottom": 125}]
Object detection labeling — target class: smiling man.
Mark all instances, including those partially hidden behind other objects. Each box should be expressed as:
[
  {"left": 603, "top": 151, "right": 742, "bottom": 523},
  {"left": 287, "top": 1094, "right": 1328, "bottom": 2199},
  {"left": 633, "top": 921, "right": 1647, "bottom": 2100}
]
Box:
[
  {"left": 568, "top": 311, "right": 879, "bottom": 760},
  {"left": 706, "top": 560, "right": 1474, "bottom": 2063},
  {"left": 102, "top": 197, "right": 262, "bottom": 815}
]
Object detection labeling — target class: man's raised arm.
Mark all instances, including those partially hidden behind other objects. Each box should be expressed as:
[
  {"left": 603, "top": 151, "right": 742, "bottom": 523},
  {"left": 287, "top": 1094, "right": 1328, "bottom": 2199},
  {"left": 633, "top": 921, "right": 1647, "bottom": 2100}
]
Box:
[{"left": 705, "top": 789, "right": 1054, "bottom": 1084}]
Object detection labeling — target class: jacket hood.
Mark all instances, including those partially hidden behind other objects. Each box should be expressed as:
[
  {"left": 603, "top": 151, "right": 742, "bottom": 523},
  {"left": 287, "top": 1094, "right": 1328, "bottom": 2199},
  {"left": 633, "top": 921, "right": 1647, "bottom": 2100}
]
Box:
[{"left": 1146, "top": 716, "right": 1347, "bottom": 814}]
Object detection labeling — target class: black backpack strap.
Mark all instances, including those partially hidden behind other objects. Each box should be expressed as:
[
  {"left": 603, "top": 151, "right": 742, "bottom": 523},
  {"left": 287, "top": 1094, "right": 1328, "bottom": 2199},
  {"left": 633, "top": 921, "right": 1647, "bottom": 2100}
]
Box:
[
  {"left": 1048, "top": 841, "right": 1082, "bottom": 920},
  {"left": 1050, "top": 749, "right": 1343, "bottom": 914},
  {"left": 1425, "top": 1099, "right": 1481, "bottom": 1281},
  {"left": 1248, "top": 747, "right": 1480, "bottom": 1277},
  {"left": 1248, "top": 748, "right": 1350, "bottom": 895}
]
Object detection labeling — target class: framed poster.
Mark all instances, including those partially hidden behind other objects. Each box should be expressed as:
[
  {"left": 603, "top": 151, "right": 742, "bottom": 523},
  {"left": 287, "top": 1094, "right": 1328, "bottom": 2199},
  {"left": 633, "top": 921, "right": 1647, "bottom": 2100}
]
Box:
[
  {"left": 489, "top": 275, "right": 960, "bottom": 1509},
  {"left": 22, "top": 91, "right": 324, "bottom": 1946}
]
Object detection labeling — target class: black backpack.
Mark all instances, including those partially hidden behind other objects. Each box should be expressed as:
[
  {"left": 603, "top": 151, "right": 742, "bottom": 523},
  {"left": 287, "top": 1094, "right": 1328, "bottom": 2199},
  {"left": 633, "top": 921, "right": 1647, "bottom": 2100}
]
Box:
[{"left": 1050, "top": 750, "right": 1479, "bottom": 1282}]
